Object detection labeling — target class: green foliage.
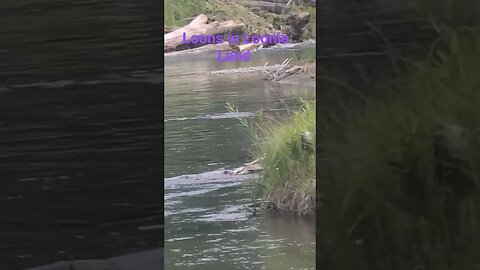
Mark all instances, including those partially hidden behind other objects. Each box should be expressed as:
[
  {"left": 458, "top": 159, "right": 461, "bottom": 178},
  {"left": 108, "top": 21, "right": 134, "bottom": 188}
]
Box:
[
  {"left": 292, "top": 46, "right": 315, "bottom": 64},
  {"left": 164, "top": 0, "right": 207, "bottom": 26},
  {"left": 258, "top": 100, "right": 316, "bottom": 193},
  {"left": 318, "top": 26, "right": 480, "bottom": 270},
  {"left": 164, "top": 0, "right": 272, "bottom": 35},
  {"left": 227, "top": 100, "right": 316, "bottom": 215},
  {"left": 164, "top": 0, "right": 316, "bottom": 39}
]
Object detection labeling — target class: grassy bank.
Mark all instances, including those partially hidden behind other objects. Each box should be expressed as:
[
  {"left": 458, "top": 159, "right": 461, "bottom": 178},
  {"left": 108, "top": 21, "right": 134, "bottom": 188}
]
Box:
[
  {"left": 318, "top": 25, "right": 480, "bottom": 269},
  {"left": 230, "top": 100, "right": 316, "bottom": 216},
  {"left": 164, "top": 0, "right": 316, "bottom": 40},
  {"left": 260, "top": 100, "right": 316, "bottom": 216}
]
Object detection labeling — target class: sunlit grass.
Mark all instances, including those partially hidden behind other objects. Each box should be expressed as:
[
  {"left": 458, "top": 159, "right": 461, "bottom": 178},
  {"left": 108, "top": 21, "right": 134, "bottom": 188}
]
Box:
[{"left": 227, "top": 99, "right": 315, "bottom": 216}]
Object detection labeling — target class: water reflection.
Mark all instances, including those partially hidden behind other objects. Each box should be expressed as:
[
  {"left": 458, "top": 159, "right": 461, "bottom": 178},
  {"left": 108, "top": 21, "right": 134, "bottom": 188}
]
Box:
[
  {"left": 165, "top": 47, "right": 315, "bottom": 269},
  {"left": 0, "top": 0, "right": 162, "bottom": 269}
]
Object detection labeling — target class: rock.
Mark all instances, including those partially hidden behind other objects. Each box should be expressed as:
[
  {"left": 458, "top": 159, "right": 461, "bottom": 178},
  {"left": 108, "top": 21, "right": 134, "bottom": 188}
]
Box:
[
  {"left": 301, "top": 131, "right": 315, "bottom": 154},
  {"left": 286, "top": 11, "right": 311, "bottom": 41}
]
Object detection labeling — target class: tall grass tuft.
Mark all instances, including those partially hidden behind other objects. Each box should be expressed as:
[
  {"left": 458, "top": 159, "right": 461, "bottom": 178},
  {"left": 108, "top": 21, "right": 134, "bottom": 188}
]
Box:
[
  {"left": 227, "top": 100, "right": 316, "bottom": 216},
  {"left": 318, "top": 25, "right": 480, "bottom": 270}
]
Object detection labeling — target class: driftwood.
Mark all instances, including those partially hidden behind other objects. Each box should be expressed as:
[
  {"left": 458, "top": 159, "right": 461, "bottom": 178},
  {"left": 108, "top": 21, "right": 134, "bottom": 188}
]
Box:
[
  {"left": 164, "top": 41, "right": 263, "bottom": 57},
  {"left": 165, "top": 42, "right": 234, "bottom": 56},
  {"left": 230, "top": 158, "right": 264, "bottom": 175},
  {"left": 207, "top": 64, "right": 284, "bottom": 76},
  {"left": 264, "top": 58, "right": 305, "bottom": 81},
  {"left": 240, "top": 0, "right": 291, "bottom": 14},
  {"left": 164, "top": 14, "right": 245, "bottom": 52},
  {"left": 238, "top": 42, "right": 263, "bottom": 52},
  {"left": 205, "top": 62, "right": 315, "bottom": 84}
]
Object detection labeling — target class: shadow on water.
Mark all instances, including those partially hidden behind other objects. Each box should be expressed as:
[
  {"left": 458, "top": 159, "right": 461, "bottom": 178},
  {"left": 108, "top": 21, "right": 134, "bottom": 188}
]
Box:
[{"left": 0, "top": 1, "right": 162, "bottom": 269}]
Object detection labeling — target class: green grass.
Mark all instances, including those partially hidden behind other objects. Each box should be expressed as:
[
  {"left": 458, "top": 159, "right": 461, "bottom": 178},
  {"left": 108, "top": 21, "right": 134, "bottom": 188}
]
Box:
[
  {"left": 318, "top": 25, "right": 480, "bottom": 270},
  {"left": 228, "top": 100, "right": 316, "bottom": 216},
  {"left": 164, "top": 0, "right": 271, "bottom": 34},
  {"left": 164, "top": 0, "right": 316, "bottom": 39},
  {"left": 164, "top": 0, "right": 208, "bottom": 26}
]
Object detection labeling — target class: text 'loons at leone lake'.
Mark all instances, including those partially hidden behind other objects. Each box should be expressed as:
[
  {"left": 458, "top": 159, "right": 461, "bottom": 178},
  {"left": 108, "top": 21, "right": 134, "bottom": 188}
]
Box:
[{"left": 182, "top": 32, "right": 289, "bottom": 62}]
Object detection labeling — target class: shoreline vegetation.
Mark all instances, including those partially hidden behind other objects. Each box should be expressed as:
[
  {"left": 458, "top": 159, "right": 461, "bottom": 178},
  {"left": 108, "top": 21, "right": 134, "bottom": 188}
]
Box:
[
  {"left": 318, "top": 22, "right": 480, "bottom": 269},
  {"left": 228, "top": 99, "right": 316, "bottom": 217},
  {"left": 164, "top": 0, "right": 316, "bottom": 84},
  {"left": 164, "top": 0, "right": 315, "bottom": 54}
]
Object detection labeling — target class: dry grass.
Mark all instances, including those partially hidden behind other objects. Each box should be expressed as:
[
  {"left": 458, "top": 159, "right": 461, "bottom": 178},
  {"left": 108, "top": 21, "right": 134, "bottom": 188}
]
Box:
[{"left": 266, "top": 183, "right": 315, "bottom": 216}]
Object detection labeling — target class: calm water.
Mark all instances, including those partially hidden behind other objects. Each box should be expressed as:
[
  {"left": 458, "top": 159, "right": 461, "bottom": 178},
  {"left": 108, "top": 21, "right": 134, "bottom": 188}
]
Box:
[
  {"left": 165, "top": 46, "right": 316, "bottom": 270},
  {"left": 0, "top": 1, "right": 162, "bottom": 269}
]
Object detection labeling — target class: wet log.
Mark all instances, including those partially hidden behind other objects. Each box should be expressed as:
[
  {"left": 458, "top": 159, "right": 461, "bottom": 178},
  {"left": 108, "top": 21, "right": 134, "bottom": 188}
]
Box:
[
  {"left": 164, "top": 14, "right": 245, "bottom": 52},
  {"left": 164, "top": 41, "right": 263, "bottom": 57},
  {"left": 240, "top": 0, "right": 291, "bottom": 14},
  {"left": 205, "top": 62, "right": 315, "bottom": 85},
  {"left": 238, "top": 42, "right": 263, "bottom": 52},
  {"left": 272, "top": 66, "right": 302, "bottom": 81},
  {"left": 207, "top": 64, "right": 283, "bottom": 76},
  {"left": 165, "top": 42, "right": 234, "bottom": 56}
]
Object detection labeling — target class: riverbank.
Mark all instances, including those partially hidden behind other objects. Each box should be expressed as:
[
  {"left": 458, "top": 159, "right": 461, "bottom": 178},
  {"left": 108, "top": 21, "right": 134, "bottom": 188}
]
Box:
[
  {"left": 237, "top": 99, "right": 315, "bottom": 217},
  {"left": 318, "top": 25, "right": 480, "bottom": 269},
  {"left": 164, "top": 0, "right": 315, "bottom": 54},
  {"left": 165, "top": 46, "right": 316, "bottom": 269}
]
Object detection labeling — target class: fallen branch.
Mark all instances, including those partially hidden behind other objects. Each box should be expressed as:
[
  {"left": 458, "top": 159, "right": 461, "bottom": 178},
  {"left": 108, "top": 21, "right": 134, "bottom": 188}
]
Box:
[
  {"left": 240, "top": 0, "right": 291, "bottom": 14},
  {"left": 238, "top": 42, "right": 263, "bottom": 52},
  {"left": 273, "top": 66, "right": 302, "bottom": 81},
  {"left": 165, "top": 42, "right": 234, "bottom": 56},
  {"left": 164, "top": 14, "right": 245, "bottom": 52}
]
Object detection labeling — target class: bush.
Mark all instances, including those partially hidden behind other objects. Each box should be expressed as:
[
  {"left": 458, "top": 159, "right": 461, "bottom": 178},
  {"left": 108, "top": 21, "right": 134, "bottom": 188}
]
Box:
[{"left": 228, "top": 99, "right": 316, "bottom": 216}]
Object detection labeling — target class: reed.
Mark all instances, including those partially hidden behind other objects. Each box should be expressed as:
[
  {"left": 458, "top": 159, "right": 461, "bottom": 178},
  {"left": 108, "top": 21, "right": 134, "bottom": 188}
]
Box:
[
  {"left": 318, "top": 25, "right": 480, "bottom": 270},
  {"left": 227, "top": 99, "right": 316, "bottom": 216}
]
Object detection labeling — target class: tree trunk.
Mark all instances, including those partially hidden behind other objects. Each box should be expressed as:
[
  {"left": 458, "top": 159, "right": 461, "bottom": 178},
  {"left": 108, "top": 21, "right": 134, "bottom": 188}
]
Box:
[
  {"left": 240, "top": 0, "right": 291, "bottom": 14},
  {"left": 165, "top": 42, "right": 234, "bottom": 56},
  {"left": 164, "top": 14, "right": 244, "bottom": 52}
]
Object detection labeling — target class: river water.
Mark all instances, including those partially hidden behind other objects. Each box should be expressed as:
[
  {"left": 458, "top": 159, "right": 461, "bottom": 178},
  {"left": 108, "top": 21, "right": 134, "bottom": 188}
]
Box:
[
  {"left": 0, "top": 1, "right": 162, "bottom": 269},
  {"left": 165, "top": 45, "right": 316, "bottom": 270}
]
